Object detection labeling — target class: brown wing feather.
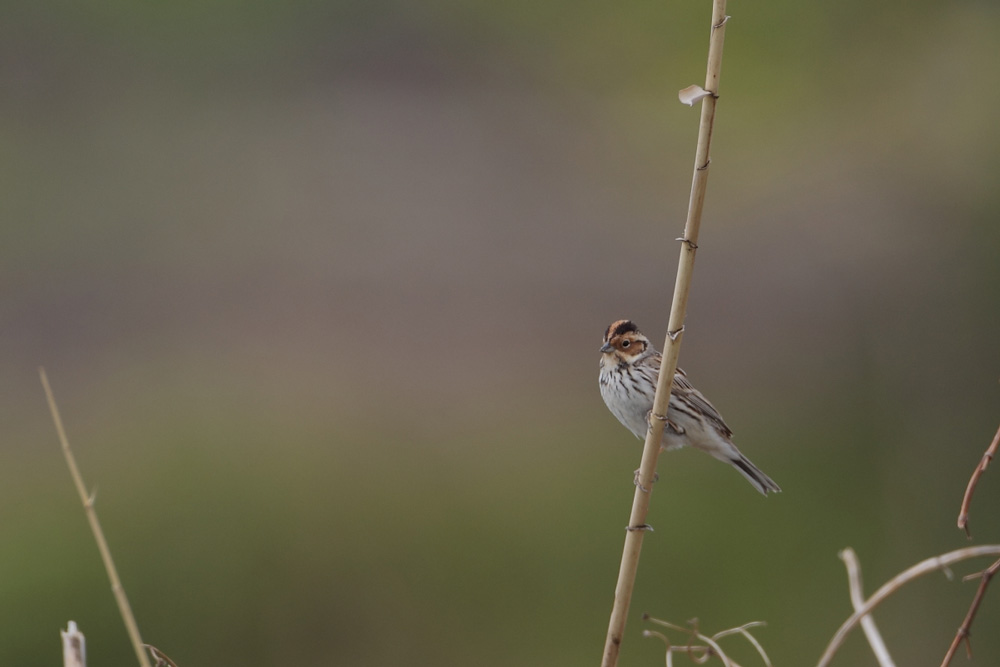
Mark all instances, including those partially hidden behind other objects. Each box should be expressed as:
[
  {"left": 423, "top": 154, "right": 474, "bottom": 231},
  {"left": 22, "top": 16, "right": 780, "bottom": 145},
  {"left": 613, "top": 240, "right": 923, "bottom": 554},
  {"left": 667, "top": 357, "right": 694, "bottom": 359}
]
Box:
[{"left": 671, "top": 367, "right": 734, "bottom": 438}]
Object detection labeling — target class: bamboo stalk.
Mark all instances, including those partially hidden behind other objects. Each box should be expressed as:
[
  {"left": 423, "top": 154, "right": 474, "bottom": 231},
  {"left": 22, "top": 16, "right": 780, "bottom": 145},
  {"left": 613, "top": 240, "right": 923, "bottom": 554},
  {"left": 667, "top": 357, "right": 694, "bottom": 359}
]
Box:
[
  {"left": 600, "top": 3, "right": 730, "bottom": 665},
  {"left": 40, "top": 369, "right": 152, "bottom": 667}
]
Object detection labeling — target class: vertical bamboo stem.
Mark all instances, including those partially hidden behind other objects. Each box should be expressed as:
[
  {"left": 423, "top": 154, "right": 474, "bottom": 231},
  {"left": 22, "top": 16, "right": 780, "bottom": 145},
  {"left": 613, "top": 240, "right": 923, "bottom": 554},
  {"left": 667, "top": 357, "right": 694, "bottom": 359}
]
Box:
[{"left": 600, "top": 3, "right": 729, "bottom": 665}]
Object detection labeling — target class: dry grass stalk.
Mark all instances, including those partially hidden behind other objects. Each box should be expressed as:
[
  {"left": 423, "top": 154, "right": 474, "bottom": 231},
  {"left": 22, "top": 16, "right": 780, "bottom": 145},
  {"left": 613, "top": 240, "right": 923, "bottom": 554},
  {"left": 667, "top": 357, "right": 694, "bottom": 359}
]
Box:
[
  {"left": 642, "top": 615, "right": 772, "bottom": 667},
  {"left": 600, "top": 2, "right": 731, "bottom": 665},
  {"left": 40, "top": 369, "right": 153, "bottom": 667}
]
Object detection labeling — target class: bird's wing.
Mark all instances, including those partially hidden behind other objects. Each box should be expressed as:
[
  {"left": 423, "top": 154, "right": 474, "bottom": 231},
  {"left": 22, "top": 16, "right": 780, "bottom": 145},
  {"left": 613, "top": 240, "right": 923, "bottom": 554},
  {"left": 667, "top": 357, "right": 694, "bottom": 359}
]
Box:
[{"left": 672, "top": 367, "right": 734, "bottom": 438}]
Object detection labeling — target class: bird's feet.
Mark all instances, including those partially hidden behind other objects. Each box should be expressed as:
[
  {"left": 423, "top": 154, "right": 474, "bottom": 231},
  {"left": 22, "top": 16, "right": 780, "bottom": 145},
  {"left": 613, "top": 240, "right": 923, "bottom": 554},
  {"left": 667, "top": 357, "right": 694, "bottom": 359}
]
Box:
[
  {"left": 633, "top": 468, "right": 660, "bottom": 493},
  {"left": 648, "top": 411, "right": 685, "bottom": 434}
]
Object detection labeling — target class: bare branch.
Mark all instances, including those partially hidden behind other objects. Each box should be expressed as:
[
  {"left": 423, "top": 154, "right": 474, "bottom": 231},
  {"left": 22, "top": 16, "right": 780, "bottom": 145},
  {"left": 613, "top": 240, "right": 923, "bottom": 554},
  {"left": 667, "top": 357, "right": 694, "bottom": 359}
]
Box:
[
  {"left": 940, "top": 557, "right": 1000, "bottom": 667},
  {"left": 957, "top": 423, "right": 1000, "bottom": 537},
  {"left": 817, "top": 546, "right": 1000, "bottom": 667},
  {"left": 839, "top": 549, "right": 895, "bottom": 666}
]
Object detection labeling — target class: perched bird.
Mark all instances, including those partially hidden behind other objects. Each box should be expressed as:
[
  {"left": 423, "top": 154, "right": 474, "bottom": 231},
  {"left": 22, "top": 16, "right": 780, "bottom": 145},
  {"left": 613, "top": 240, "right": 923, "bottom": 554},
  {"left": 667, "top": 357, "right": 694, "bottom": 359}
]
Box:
[{"left": 599, "top": 319, "right": 780, "bottom": 496}]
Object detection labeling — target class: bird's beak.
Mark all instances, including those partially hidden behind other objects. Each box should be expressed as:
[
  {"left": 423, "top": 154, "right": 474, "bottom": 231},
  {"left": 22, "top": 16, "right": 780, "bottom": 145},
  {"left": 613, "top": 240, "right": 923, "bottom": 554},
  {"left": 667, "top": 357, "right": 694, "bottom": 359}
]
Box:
[{"left": 599, "top": 342, "right": 613, "bottom": 354}]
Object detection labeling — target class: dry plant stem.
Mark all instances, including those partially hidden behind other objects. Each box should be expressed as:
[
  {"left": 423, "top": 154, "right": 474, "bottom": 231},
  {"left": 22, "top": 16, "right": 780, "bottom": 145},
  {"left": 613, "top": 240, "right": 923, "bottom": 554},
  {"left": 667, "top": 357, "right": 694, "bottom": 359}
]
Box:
[
  {"left": 40, "top": 369, "right": 153, "bottom": 667},
  {"left": 839, "top": 549, "right": 895, "bottom": 667},
  {"left": 600, "top": 2, "right": 728, "bottom": 665},
  {"left": 957, "top": 422, "right": 1000, "bottom": 537},
  {"left": 145, "top": 644, "right": 181, "bottom": 667},
  {"left": 725, "top": 625, "right": 773, "bottom": 667},
  {"left": 816, "top": 545, "right": 1000, "bottom": 667},
  {"left": 644, "top": 620, "right": 733, "bottom": 667},
  {"left": 644, "top": 618, "right": 771, "bottom": 667},
  {"left": 940, "top": 557, "right": 1000, "bottom": 667}
]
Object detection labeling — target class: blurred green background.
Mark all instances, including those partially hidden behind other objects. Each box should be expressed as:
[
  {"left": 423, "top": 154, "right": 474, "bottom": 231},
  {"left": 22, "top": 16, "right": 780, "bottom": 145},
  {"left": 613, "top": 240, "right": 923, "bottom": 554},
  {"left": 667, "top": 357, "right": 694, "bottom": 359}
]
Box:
[{"left": 4, "top": 0, "right": 1000, "bottom": 665}]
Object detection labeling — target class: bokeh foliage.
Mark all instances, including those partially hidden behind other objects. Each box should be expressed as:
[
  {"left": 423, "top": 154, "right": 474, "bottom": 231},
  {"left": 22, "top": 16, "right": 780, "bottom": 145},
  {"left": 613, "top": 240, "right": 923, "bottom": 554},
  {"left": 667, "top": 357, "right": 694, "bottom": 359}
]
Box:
[{"left": 3, "top": 1, "right": 1000, "bottom": 665}]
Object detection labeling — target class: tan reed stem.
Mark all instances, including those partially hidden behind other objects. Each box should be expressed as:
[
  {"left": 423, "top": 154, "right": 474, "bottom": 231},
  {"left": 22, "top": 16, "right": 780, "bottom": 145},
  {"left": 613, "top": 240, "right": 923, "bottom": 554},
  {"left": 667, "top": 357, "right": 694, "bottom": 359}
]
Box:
[
  {"left": 40, "top": 369, "right": 153, "bottom": 667},
  {"left": 600, "top": 2, "right": 730, "bottom": 665}
]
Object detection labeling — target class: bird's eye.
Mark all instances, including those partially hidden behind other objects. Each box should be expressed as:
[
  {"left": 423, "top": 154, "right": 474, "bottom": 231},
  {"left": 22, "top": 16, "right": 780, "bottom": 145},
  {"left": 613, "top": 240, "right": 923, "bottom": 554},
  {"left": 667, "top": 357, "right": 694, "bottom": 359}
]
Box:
[{"left": 621, "top": 340, "right": 631, "bottom": 348}]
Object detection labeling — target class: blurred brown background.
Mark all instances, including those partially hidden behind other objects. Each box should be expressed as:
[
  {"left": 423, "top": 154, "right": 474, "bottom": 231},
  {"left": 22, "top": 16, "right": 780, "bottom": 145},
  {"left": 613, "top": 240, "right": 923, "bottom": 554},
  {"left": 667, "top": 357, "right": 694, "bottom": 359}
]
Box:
[{"left": 3, "top": 1, "right": 1000, "bottom": 664}]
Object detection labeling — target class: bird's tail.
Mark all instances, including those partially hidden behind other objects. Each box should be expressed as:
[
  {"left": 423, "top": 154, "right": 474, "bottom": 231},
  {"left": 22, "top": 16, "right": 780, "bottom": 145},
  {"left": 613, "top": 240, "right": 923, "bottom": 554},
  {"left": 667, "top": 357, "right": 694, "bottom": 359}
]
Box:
[{"left": 731, "top": 454, "right": 781, "bottom": 496}]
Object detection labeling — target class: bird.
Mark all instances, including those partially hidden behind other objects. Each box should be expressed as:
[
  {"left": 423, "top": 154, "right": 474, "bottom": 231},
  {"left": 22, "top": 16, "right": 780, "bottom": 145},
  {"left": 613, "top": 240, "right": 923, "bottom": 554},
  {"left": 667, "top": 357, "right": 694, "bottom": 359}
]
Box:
[{"left": 599, "top": 319, "right": 780, "bottom": 495}]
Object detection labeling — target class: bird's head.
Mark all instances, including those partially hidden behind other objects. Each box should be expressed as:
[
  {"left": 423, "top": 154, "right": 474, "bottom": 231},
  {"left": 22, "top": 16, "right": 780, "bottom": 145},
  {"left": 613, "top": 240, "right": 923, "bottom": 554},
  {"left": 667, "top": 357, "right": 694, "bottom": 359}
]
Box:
[{"left": 600, "top": 319, "right": 651, "bottom": 366}]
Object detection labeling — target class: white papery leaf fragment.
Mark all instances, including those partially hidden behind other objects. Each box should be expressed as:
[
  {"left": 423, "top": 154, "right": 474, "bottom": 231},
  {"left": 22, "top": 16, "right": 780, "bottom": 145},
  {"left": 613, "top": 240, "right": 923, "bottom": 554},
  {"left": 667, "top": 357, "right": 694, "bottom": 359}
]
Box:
[{"left": 678, "top": 85, "right": 712, "bottom": 106}]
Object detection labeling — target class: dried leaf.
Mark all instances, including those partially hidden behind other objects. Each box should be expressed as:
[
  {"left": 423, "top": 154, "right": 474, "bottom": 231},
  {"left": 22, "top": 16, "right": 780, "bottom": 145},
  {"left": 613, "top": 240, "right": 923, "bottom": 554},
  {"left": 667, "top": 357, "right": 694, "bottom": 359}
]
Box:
[{"left": 678, "top": 85, "right": 712, "bottom": 106}]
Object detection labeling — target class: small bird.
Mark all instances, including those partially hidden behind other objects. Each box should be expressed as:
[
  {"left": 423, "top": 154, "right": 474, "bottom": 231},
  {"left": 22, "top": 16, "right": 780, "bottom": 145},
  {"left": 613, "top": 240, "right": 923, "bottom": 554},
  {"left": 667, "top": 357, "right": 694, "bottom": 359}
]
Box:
[{"left": 599, "top": 319, "right": 780, "bottom": 495}]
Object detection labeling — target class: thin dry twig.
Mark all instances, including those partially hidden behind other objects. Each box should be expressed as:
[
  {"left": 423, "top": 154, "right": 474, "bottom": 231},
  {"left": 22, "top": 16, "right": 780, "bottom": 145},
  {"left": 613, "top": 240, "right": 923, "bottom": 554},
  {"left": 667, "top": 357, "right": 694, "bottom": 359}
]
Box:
[
  {"left": 940, "top": 556, "right": 1000, "bottom": 666},
  {"left": 940, "top": 422, "right": 1000, "bottom": 664},
  {"left": 839, "top": 549, "right": 895, "bottom": 666},
  {"left": 40, "top": 369, "right": 153, "bottom": 667},
  {"left": 145, "top": 644, "right": 181, "bottom": 667},
  {"left": 643, "top": 616, "right": 772, "bottom": 667},
  {"left": 957, "top": 423, "right": 1000, "bottom": 537},
  {"left": 817, "top": 546, "right": 1000, "bottom": 667},
  {"left": 726, "top": 625, "right": 771, "bottom": 667},
  {"left": 600, "top": 3, "right": 730, "bottom": 665}
]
